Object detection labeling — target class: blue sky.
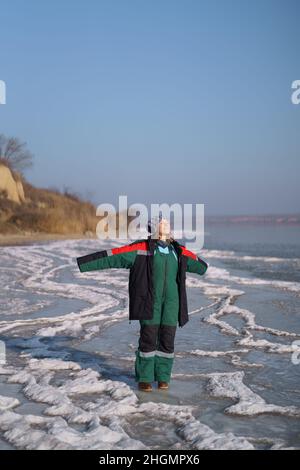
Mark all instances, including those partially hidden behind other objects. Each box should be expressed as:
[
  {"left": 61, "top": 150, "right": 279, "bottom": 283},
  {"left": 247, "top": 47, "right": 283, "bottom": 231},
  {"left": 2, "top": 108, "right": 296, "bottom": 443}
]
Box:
[{"left": 0, "top": 0, "right": 299, "bottom": 215}]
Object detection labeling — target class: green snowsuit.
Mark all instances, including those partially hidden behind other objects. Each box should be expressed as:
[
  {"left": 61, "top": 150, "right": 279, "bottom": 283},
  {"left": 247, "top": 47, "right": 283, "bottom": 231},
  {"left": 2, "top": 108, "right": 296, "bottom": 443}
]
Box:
[
  {"left": 77, "top": 238, "right": 208, "bottom": 384},
  {"left": 132, "top": 240, "right": 180, "bottom": 383}
]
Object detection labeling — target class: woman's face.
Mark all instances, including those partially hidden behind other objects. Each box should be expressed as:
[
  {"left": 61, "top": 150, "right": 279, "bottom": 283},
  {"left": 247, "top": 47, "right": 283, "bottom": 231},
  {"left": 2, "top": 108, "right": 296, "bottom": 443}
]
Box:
[{"left": 158, "top": 219, "right": 170, "bottom": 238}]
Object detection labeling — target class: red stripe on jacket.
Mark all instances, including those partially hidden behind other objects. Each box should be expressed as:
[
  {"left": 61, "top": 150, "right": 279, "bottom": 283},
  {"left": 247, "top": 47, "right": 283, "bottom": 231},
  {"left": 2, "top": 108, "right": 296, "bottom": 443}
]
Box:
[
  {"left": 180, "top": 246, "right": 198, "bottom": 260},
  {"left": 111, "top": 242, "right": 148, "bottom": 255}
]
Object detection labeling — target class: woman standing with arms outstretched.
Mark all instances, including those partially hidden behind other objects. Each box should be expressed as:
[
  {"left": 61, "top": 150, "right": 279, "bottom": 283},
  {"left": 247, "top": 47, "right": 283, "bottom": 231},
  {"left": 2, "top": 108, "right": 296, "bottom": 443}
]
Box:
[{"left": 77, "top": 218, "right": 208, "bottom": 392}]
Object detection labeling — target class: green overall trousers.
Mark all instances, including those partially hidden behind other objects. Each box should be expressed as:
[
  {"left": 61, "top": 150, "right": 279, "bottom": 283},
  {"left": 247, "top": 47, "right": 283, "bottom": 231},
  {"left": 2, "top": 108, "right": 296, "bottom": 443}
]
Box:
[{"left": 135, "top": 241, "right": 179, "bottom": 383}]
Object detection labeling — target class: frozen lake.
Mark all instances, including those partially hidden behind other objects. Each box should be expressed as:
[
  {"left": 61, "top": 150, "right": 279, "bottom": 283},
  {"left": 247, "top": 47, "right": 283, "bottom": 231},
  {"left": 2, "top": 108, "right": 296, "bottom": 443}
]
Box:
[{"left": 0, "top": 225, "right": 300, "bottom": 449}]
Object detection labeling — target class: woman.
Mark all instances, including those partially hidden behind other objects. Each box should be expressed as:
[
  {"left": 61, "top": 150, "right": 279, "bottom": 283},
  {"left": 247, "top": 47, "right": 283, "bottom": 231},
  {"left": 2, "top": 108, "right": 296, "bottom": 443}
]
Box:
[{"left": 76, "top": 218, "right": 208, "bottom": 392}]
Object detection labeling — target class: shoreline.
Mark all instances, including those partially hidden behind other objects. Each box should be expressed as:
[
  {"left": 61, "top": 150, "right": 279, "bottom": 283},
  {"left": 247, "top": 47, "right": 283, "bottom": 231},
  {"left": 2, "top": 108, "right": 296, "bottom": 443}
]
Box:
[{"left": 0, "top": 232, "right": 97, "bottom": 247}]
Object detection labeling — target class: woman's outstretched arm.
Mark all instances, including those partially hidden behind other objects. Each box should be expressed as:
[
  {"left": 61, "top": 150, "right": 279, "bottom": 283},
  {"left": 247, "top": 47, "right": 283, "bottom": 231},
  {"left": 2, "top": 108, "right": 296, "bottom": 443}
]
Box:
[
  {"left": 181, "top": 246, "right": 208, "bottom": 276},
  {"left": 77, "top": 240, "right": 147, "bottom": 272}
]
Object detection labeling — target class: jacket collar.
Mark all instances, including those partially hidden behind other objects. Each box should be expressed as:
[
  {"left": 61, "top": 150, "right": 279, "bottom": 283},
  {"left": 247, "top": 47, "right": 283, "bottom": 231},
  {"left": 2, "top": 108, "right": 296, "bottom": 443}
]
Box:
[{"left": 147, "top": 235, "right": 182, "bottom": 257}]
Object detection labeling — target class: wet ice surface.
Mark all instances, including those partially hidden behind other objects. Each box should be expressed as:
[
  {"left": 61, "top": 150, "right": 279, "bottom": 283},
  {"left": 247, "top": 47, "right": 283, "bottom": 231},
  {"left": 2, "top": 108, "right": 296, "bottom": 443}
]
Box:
[{"left": 0, "top": 232, "right": 300, "bottom": 450}]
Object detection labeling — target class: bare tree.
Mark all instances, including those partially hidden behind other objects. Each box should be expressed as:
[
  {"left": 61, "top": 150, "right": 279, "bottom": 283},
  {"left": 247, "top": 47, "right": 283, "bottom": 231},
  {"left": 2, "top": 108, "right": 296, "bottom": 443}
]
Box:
[{"left": 0, "top": 134, "right": 33, "bottom": 173}]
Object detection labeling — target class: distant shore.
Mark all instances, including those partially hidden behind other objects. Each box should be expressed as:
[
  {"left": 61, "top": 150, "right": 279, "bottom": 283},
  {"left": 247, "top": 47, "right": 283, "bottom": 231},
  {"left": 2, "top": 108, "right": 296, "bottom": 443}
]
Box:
[
  {"left": 1, "top": 213, "right": 300, "bottom": 247},
  {"left": 0, "top": 232, "right": 97, "bottom": 247},
  {"left": 205, "top": 214, "right": 300, "bottom": 225}
]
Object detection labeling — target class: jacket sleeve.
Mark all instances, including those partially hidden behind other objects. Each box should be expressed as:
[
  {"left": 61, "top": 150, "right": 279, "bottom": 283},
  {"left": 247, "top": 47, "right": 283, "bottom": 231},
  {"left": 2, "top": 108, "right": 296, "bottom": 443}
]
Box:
[
  {"left": 181, "top": 247, "right": 208, "bottom": 276},
  {"left": 76, "top": 242, "right": 142, "bottom": 272}
]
